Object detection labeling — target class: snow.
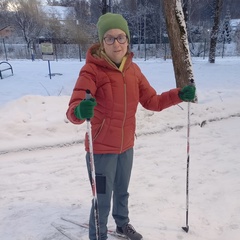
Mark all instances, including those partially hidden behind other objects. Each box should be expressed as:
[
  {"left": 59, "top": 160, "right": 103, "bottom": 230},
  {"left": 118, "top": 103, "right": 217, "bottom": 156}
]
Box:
[
  {"left": 230, "top": 19, "right": 240, "bottom": 32},
  {"left": 0, "top": 57, "right": 240, "bottom": 240}
]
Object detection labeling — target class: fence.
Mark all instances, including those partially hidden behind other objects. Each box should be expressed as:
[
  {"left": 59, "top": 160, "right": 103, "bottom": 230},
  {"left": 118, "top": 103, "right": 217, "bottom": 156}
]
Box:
[{"left": 0, "top": 40, "right": 238, "bottom": 61}]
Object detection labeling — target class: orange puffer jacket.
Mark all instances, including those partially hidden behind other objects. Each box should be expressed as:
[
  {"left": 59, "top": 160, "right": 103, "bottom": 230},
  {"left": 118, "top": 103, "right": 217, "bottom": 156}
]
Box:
[{"left": 66, "top": 44, "right": 182, "bottom": 154}]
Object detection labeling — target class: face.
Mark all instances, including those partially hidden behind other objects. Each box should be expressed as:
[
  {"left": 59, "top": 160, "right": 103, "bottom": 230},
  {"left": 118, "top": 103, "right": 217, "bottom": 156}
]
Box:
[{"left": 102, "top": 29, "right": 129, "bottom": 64}]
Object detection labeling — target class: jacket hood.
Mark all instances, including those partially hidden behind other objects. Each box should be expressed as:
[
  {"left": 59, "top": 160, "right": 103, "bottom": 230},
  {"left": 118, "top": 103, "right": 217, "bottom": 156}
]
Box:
[{"left": 86, "top": 43, "right": 133, "bottom": 70}]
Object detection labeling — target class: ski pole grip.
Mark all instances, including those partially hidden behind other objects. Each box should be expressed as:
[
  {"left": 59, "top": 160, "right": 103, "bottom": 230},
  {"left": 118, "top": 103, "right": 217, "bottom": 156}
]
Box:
[
  {"left": 86, "top": 89, "right": 91, "bottom": 100},
  {"left": 85, "top": 89, "right": 92, "bottom": 122},
  {"left": 189, "top": 79, "right": 195, "bottom": 86}
]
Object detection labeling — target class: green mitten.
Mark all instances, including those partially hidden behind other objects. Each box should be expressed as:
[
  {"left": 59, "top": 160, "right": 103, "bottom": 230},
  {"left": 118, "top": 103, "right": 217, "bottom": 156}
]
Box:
[
  {"left": 179, "top": 85, "right": 196, "bottom": 101},
  {"left": 74, "top": 98, "right": 97, "bottom": 120}
]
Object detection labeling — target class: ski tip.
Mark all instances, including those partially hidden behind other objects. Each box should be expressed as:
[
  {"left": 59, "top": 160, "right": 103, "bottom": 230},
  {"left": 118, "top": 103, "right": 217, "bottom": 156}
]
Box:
[{"left": 182, "top": 226, "right": 189, "bottom": 233}]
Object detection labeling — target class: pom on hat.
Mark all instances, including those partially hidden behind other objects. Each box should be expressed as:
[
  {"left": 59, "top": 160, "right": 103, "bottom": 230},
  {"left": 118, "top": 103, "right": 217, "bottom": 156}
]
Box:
[{"left": 97, "top": 13, "right": 130, "bottom": 42}]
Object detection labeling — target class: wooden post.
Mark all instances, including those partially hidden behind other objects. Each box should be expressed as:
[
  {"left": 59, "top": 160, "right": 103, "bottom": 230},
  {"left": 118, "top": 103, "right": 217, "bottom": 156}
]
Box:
[{"left": 2, "top": 38, "right": 8, "bottom": 61}]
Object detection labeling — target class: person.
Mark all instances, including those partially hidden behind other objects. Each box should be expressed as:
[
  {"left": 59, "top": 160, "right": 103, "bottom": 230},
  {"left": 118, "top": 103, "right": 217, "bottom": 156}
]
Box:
[{"left": 66, "top": 13, "right": 195, "bottom": 240}]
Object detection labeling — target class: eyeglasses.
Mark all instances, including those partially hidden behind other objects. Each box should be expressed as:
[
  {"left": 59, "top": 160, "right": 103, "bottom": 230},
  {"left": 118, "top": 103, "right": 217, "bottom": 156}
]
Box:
[{"left": 103, "top": 34, "right": 128, "bottom": 45}]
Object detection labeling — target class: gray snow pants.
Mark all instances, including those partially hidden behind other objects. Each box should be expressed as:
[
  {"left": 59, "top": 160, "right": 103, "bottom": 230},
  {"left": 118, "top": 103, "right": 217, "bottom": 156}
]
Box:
[{"left": 86, "top": 148, "right": 133, "bottom": 240}]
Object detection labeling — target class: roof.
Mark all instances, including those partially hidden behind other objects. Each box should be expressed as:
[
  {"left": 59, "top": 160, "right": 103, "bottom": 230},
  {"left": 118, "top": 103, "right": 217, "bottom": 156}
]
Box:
[{"left": 0, "top": 26, "right": 14, "bottom": 37}]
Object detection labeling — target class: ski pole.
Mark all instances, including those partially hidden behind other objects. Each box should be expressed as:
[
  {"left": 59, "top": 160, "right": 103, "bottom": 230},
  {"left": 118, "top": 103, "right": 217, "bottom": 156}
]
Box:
[
  {"left": 182, "top": 79, "right": 194, "bottom": 233},
  {"left": 86, "top": 89, "right": 101, "bottom": 240}
]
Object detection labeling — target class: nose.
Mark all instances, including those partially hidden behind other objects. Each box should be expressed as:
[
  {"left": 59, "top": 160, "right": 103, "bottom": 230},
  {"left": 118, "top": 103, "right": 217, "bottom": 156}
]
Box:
[{"left": 113, "top": 38, "right": 120, "bottom": 45}]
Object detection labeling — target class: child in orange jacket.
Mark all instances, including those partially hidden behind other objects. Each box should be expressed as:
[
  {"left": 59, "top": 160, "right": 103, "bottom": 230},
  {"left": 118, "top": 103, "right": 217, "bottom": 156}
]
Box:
[{"left": 66, "top": 13, "right": 195, "bottom": 240}]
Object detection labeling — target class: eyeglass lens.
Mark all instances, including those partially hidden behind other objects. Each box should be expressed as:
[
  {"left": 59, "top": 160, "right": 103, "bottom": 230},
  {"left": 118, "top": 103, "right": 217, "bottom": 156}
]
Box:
[{"left": 104, "top": 35, "right": 127, "bottom": 45}]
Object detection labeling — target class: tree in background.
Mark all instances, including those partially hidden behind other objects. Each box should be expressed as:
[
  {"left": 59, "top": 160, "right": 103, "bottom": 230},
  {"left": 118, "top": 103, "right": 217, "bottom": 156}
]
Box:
[
  {"left": 10, "top": 0, "right": 46, "bottom": 52},
  {"left": 235, "top": 25, "right": 240, "bottom": 55},
  {"left": 89, "top": 0, "right": 102, "bottom": 23},
  {"left": 102, "top": 0, "right": 107, "bottom": 14},
  {"left": 163, "top": 0, "right": 194, "bottom": 88},
  {"left": 218, "top": 4, "right": 232, "bottom": 57},
  {"left": 46, "top": 0, "right": 60, "bottom": 5},
  {"left": 220, "top": 5, "right": 232, "bottom": 44},
  {"left": 74, "top": 0, "right": 90, "bottom": 21},
  {"left": 0, "top": 0, "right": 11, "bottom": 26},
  {"left": 208, "top": 0, "right": 223, "bottom": 63},
  {"left": 43, "top": 8, "right": 63, "bottom": 41}
]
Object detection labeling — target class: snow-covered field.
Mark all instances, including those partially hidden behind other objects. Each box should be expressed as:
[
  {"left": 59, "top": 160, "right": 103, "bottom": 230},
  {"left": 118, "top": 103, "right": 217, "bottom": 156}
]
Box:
[{"left": 0, "top": 57, "right": 240, "bottom": 240}]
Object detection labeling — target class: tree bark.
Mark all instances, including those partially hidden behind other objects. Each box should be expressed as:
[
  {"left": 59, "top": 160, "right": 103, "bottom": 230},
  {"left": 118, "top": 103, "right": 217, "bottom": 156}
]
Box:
[
  {"left": 163, "top": 0, "right": 194, "bottom": 89},
  {"left": 208, "top": 0, "right": 223, "bottom": 63},
  {"left": 102, "top": 0, "right": 108, "bottom": 14}
]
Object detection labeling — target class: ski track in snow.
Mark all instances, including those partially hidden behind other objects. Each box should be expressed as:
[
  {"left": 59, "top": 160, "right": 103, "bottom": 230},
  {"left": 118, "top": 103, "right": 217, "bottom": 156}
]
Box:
[{"left": 1, "top": 103, "right": 240, "bottom": 156}]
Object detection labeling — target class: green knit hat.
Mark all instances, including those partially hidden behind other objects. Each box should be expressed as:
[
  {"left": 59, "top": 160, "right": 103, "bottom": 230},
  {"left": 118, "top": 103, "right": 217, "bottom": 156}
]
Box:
[{"left": 97, "top": 13, "right": 130, "bottom": 43}]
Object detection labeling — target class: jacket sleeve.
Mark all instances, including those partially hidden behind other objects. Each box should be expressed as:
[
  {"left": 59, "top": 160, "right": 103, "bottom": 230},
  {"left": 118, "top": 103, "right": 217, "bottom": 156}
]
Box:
[
  {"left": 137, "top": 67, "right": 182, "bottom": 111},
  {"left": 66, "top": 64, "right": 97, "bottom": 124}
]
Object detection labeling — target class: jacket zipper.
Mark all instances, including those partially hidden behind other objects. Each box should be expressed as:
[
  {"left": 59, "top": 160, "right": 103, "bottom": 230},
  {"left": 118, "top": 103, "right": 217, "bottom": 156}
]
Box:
[{"left": 120, "top": 74, "right": 127, "bottom": 153}]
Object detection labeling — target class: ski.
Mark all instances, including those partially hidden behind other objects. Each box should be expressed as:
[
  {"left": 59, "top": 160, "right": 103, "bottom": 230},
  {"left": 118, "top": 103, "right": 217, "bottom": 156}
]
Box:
[
  {"left": 61, "top": 217, "right": 127, "bottom": 239},
  {"left": 51, "top": 222, "right": 84, "bottom": 240}
]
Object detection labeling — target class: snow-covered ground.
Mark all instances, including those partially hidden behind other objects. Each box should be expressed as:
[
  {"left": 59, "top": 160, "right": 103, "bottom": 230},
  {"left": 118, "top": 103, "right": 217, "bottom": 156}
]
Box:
[{"left": 0, "top": 57, "right": 240, "bottom": 240}]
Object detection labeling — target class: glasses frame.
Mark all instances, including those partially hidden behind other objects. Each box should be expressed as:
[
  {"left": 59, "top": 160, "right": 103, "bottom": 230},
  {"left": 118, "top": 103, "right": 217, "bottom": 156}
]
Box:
[{"left": 103, "top": 34, "right": 128, "bottom": 45}]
